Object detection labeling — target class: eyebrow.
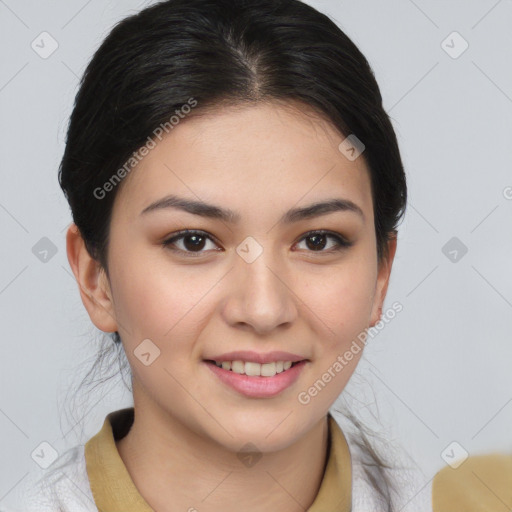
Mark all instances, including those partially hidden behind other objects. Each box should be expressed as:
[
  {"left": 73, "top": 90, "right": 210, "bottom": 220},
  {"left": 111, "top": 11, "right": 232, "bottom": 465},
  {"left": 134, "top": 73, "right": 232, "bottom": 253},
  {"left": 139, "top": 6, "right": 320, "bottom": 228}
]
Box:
[{"left": 140, "top": 194, "right": 365, "bottom": 223}]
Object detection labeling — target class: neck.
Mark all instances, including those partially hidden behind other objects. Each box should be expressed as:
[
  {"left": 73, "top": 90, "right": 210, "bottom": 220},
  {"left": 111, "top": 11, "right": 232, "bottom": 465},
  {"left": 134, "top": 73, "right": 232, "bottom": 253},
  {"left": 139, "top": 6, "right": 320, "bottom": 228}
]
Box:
[{"left": 116, "top": 400, "right": 330, "bottom": 512}]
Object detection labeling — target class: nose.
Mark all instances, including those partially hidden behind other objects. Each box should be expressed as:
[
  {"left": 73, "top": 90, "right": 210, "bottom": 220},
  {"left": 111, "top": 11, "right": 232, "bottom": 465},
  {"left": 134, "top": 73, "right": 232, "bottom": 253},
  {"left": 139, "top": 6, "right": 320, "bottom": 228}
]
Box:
[{"left": 221, "top": 249, "right": 298, "bottom": 335}]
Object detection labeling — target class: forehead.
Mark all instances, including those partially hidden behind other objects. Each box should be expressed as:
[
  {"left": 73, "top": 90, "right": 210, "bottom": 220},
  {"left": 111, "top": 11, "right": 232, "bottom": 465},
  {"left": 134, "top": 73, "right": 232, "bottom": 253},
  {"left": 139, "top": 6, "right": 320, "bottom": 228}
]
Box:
[{"left": 113, "top": 100, "right": 373, "bottom": 224}]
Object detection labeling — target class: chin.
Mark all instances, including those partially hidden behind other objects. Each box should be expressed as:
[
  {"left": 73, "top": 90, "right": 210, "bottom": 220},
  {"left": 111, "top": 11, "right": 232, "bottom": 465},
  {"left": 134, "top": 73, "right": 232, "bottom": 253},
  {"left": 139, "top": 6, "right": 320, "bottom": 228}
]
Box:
[{"left": 211, "top": 409, "right": 314, "bottom": 453}]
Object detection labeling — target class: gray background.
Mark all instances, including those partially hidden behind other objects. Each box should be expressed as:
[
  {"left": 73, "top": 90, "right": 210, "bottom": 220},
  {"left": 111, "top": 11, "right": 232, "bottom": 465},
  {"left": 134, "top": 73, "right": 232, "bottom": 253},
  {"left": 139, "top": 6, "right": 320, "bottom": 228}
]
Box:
[{"left": 1, "top": 0, "right": 511, "bottom": 506}]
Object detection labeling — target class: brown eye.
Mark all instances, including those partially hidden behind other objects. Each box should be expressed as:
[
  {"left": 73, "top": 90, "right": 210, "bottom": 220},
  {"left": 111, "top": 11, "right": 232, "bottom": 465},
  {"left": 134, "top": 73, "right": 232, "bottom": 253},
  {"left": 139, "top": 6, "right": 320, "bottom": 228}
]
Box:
[
  {"left": 295, "top": 230, "right": 352, "bottom": 253},
  {"left": 162, "top": 230, "right": 220, "bottom": 256},
  {"left": 181, "top": 233, "right": 207, "bottom": 251}
]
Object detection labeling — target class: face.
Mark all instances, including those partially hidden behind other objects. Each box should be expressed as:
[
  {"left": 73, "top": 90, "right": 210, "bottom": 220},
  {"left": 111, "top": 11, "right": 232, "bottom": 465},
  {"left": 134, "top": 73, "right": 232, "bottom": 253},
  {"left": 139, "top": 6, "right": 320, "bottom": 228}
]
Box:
[{"left": 69, "top": 100, "right": 395, "bottom": 452}]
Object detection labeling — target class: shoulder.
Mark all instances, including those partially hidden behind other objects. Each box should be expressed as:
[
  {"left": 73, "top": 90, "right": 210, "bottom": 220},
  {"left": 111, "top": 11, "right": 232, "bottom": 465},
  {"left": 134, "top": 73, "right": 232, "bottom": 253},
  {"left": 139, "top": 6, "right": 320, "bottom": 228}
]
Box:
[
  {"left": 342, "top": 430, "right": 433, "bottom": 512},
  {"left": 6, "top": 444, "right": 97, "bottom": 512},
  {"left": 432, "top": 453, "right": 512, "bottom": 511}
]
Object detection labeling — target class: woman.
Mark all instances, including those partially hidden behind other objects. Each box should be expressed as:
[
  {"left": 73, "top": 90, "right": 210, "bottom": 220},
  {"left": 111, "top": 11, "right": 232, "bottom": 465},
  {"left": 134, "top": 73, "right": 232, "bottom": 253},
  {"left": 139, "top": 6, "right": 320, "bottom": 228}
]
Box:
[{"left": 5, "top": 0, "right": 511, "bottom": 510}]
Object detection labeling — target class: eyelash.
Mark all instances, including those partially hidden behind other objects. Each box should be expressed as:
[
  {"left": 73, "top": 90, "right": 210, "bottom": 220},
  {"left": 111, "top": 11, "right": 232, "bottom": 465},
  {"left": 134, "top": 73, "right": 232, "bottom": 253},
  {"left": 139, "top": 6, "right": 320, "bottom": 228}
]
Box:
[{"left": 162, "top": 229, "right": 353, "bottom": 257}]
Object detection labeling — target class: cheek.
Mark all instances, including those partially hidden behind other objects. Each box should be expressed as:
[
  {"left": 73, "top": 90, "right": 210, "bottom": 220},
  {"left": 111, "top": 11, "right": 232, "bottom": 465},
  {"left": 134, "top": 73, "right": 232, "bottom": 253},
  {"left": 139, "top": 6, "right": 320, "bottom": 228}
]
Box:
[
  {"left": 301, "top": 259, "right": 376, "bottom": 343},
  {"left": 296, "top": 264, "right": 374, "bottom": 407},
  {"left": 107, "top": 252, "right": 212, "bottom": 394},
  {"left": 108, "top": 247, "right": 220, "bottom": 345},
  {"left": 107, "top": 244, "right": 171, "bottom": 335}
]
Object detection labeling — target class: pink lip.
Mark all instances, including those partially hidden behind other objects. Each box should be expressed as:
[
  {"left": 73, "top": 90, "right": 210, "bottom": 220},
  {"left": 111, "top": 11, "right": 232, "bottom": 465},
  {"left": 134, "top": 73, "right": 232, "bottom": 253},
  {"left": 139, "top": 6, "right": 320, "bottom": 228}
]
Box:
[
  {"left": 205, "top": 350, "right": 307, "bottom": 364},
  {"left": 204, "top": 360, "right": 307, "bottom": 398}
]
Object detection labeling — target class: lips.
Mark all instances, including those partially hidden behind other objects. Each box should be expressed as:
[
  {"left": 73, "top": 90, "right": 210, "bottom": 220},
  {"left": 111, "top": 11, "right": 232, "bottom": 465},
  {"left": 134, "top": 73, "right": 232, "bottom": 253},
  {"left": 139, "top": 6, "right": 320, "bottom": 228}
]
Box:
[
  {"left": 202, "top": 350, "right": 309, "bottom": 397},
  {"left": 204, "top": 359, "right": 308, "bottom": 398}
]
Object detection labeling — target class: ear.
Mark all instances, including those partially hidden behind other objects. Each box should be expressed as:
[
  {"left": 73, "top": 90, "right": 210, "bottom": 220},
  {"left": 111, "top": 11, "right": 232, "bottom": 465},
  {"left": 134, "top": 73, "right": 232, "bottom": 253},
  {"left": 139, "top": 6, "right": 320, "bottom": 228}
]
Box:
[
  {"left": 65, "top": 223, "right": 118, "bottom": 333},
  {"left": 369, "top": 233, "right": 398, "bottom": 327}
]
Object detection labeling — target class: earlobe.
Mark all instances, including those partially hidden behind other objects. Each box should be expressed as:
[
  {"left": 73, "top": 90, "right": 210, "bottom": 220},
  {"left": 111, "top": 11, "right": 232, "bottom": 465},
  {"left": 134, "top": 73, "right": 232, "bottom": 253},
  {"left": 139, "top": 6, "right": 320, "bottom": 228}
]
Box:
[
  {"left": 65, "top": 223, "right": 118, "bottom": 333},
  {"left": 369, "top": 234, "right": 398, "bottom": 327}
]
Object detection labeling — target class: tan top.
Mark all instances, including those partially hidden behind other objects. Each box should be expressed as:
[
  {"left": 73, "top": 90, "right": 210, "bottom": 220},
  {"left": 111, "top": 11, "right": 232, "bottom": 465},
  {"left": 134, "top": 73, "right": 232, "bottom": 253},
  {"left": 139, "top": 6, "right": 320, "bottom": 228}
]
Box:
[
  {"left": 432, "top": 451, "right": 512, "bottom": 511},
  {"left": 84, "top": 408, "right": 352, "bottom": 511}
]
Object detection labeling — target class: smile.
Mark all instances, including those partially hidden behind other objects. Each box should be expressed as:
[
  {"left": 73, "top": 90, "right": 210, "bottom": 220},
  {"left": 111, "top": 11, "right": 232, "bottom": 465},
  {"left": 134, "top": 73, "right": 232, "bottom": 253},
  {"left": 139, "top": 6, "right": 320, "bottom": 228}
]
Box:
[{"left": 204, "top": 360, "right": 307, "bottom": 398}]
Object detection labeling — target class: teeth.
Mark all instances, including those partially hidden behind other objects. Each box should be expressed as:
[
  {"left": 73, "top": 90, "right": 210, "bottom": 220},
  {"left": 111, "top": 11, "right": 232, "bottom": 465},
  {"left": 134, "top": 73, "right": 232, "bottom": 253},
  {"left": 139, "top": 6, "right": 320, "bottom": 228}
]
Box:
[
  {"left": 232, "top": 360, "right": 244, "bottom": 374},
  {"left": 261, "top": 362, "right": 277, "bottom": 377},
  {"left": 213, "top": 360, "right": 297, "bottom": 377},
  {"left": 245, "top": 361, "right": 262, "bottom": 376}
]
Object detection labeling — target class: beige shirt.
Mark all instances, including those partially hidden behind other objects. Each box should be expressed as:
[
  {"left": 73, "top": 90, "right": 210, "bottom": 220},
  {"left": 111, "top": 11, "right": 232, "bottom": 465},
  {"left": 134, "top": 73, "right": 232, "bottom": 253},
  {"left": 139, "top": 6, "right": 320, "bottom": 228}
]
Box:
[{"left": 84, "top": 408, "right": 352, "bottom": 511}]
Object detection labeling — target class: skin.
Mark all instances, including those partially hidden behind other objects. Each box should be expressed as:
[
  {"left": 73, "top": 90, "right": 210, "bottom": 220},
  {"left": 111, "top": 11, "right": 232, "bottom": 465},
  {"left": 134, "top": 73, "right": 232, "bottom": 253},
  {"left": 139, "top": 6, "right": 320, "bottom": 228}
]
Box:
[{"left": 66, "top": 100, "right": 397, "bottom": 511}]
